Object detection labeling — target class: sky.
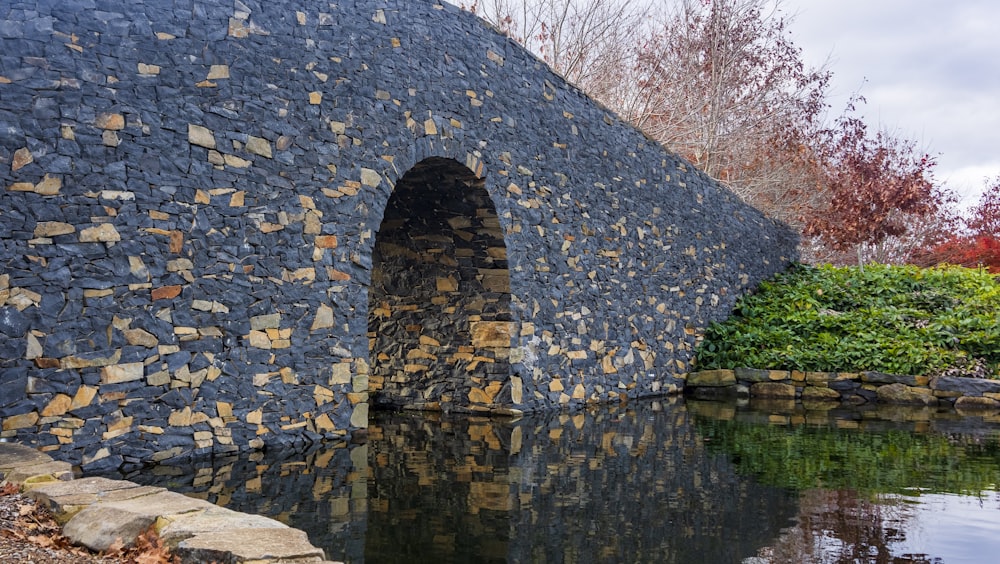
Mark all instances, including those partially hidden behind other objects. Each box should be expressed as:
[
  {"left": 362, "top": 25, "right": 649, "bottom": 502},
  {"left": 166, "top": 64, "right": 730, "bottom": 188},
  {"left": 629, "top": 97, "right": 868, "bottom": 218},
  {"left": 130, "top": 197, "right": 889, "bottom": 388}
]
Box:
[{"left": 782, "top": 0, "right": 1000, "bottom": 208}]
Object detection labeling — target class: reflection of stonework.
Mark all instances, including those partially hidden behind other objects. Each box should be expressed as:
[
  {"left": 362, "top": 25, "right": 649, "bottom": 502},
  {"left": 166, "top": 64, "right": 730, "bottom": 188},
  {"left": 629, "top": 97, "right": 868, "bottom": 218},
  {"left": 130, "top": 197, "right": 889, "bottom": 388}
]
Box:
[
  {"left": 99, "top": 400, "right": 801, "bottom": 562},
  {"left": 0, "top": 0, "right": 797, "bottom": 470}
]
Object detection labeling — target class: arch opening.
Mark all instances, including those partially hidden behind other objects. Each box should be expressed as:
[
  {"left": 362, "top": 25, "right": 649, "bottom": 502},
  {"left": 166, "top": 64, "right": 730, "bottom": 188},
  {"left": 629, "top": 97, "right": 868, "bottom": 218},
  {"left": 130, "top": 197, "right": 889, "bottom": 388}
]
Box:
[{"left": 368, "top": 157, "right": 513, "bottom": 411}]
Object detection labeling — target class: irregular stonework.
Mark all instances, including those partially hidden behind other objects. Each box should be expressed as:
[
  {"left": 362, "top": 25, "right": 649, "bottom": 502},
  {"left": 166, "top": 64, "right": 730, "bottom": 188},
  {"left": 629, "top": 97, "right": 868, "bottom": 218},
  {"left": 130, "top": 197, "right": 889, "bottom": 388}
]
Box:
[
  {"left": 0, "top": 0, "right": 797, "bottom": 468},
  {"left": 686, "top": 369, "right": 1000, "bottom": 410}
]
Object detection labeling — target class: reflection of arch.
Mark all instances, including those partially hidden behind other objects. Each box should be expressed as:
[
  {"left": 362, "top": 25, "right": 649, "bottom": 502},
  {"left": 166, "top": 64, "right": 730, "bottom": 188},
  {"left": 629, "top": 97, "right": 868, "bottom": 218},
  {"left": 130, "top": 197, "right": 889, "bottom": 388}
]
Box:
[{"left": 368, "top": 157, "right": 513, "bottom": 412}]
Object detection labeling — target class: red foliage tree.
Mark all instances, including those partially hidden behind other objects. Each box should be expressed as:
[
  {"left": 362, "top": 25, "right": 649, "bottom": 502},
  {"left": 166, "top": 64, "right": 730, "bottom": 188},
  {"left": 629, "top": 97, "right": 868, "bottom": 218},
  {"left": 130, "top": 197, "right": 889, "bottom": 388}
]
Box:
[
  {"left": 915, "top": 178, "right": 1000, "bottom": 272},
  {"left": 802, "top": 102, "right": 942, "bottom": 265}
]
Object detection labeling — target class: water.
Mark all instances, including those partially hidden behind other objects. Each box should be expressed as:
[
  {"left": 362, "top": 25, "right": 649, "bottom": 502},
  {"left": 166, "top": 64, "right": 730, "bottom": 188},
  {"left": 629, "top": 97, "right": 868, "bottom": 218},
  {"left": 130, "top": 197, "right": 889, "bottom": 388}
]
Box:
[{"left": 109, "top": 398, "right": 1000, "bottom": 563}]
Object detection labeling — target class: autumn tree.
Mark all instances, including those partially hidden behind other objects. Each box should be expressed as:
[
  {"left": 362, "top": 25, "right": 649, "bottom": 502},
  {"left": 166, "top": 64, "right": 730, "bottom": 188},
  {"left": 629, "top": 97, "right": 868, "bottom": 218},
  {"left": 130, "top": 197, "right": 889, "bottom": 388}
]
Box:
[
  {"left": 914, "top": 177, "right": 1000, "bottom": 272},
  {"left": 802, "top": 103, "right": 941, "bottom": 266},
  {"left": 463, "top": 0, "right": 653, "bottom": 90},
  {"left": 462, "top": 0, "right": 948, "bottom": 265}
]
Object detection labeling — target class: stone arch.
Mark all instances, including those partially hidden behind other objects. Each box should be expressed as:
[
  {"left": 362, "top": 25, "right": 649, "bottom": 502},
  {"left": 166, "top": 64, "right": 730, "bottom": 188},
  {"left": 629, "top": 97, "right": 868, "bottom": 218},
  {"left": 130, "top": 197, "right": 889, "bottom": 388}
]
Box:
[{"left": 367, "top": 157, "right": 514, "bottom": 412}]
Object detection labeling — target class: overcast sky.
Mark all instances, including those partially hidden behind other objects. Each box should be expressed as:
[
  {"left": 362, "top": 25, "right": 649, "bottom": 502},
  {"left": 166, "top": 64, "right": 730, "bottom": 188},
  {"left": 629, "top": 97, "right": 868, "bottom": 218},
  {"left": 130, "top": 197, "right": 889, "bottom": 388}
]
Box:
[{"left": 782, "top": 0, "right": 1000, "bottom": 207}]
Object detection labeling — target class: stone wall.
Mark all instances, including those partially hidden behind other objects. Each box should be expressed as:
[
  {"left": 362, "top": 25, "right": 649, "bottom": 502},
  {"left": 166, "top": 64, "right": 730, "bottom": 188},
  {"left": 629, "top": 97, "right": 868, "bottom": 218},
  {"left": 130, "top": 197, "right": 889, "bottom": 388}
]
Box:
[
  {"left": 687, "top": 368, "right": 1000, "bottom": 411},
  {"left": 0, "top": 0, "right": 797, "bottom": 469}
]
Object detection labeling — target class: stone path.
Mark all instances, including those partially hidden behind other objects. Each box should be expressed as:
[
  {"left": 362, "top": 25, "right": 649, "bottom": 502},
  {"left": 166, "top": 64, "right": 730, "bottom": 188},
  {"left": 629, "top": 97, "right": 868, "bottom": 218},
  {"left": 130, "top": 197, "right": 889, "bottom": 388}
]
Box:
[{"left": 0, "top": 442, "right": 340, "bottom": 564}]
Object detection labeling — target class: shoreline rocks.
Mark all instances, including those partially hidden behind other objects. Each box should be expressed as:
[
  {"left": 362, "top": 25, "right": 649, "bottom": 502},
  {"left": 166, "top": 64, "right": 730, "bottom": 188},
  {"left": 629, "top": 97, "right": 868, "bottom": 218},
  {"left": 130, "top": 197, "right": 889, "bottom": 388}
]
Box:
[{"left": 0, "top": 442, "right": 338, "bottom": 564}]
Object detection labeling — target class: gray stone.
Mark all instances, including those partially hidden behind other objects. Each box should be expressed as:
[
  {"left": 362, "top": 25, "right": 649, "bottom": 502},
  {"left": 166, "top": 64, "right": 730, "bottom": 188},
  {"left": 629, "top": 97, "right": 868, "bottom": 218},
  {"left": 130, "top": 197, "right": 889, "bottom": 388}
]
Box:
[
  {"left": 62, "top": 491, "right": 216, "bottom": 550},
  {"left": 932, "top": 376, "right": 1000, "bottom": 396},
  {"left": 876, "top": 383, "right": 938, "bottom": 406},
  {"left": 750, "top": 382, "right": 796, "bottom": 399},
  {"left": 159, "top": 505, "right": 289, "bottom": 547},
  {"left": 175, "top": 527, "right": 326, "bottom": 563}
]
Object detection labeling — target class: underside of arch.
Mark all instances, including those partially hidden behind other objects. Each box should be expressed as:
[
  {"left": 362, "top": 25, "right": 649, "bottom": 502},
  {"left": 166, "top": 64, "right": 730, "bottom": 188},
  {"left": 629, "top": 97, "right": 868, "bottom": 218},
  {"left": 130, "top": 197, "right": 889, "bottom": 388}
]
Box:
[{"left": 368, "top": 157, "right": 513, "bottom": 412}]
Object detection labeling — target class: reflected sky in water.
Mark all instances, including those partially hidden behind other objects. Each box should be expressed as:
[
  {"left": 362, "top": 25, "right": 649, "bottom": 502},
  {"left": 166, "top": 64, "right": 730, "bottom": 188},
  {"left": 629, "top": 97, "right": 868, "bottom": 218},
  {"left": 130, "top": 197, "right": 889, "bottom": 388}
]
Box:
[{"left": 104, "top": 398, "right": 1000, "bottom": 563}]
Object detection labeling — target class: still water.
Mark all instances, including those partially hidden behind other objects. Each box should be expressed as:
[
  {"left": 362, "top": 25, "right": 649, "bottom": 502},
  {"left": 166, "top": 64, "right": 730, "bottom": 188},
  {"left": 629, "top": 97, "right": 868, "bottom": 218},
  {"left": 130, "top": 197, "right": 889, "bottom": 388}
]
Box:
[{"left": 111, "top": 398, "right": 1000, "bottom": 563}]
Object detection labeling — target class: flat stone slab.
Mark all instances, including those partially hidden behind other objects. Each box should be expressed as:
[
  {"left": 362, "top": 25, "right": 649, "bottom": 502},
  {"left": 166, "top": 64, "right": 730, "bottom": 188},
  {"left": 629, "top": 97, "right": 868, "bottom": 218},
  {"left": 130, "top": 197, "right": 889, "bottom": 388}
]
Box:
[
  {"left": 3, "top": 460, "right": 74, "bottom": 485},
  {"left": 63, "top": 491, "right": 218, "bottom": 551},
  {"left": 159, "top": 505, "right": 289, "bottom": 548},
  {"left": 0, "top": 442, "right": 54, "bottom": 473},
  {"left": 175, "top": 527, "right": 327, "bottom": 563},
  {"left": 27, "top": 476, "right": 166, "bottom": 522}
]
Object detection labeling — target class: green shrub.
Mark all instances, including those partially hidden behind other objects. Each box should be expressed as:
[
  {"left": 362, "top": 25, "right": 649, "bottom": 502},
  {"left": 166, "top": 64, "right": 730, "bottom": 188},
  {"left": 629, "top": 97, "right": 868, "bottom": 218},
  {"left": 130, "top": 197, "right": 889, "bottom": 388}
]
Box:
[{"left": 696, "top": 264, "right": 1000, "bottom": 378}]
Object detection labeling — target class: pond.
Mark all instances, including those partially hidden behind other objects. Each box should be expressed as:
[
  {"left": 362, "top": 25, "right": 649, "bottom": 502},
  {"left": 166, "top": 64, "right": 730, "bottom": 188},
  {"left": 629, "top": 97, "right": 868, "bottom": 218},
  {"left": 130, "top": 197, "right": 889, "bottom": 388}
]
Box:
[{"left": 105, "top": 398, "right": 1000, "bottom": 563}]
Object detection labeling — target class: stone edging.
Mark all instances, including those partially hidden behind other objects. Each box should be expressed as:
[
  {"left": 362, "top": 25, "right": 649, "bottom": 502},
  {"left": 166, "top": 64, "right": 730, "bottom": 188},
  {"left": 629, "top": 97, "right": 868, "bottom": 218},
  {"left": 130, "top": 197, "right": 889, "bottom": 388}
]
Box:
[
  {"left": 684, "top": 368, "right": 1000, "bottom": 411},
  {"left": 0, "top": 442, "right": 338, "bottom": 564}
]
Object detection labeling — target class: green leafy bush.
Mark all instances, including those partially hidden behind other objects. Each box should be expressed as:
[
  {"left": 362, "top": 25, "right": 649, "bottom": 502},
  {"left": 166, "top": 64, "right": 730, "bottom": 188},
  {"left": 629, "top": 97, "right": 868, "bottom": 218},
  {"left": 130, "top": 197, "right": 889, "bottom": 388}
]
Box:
[{"left": 696, "top": 264, "right": 1000, "bottom": 378}]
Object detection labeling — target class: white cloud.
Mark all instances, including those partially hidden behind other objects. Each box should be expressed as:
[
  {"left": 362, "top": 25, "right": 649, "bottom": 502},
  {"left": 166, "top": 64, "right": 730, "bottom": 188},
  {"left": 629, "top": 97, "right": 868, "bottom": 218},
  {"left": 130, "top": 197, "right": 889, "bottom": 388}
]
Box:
[{"left": 783, "top": 0, "right": 1000, "bottom": 203}]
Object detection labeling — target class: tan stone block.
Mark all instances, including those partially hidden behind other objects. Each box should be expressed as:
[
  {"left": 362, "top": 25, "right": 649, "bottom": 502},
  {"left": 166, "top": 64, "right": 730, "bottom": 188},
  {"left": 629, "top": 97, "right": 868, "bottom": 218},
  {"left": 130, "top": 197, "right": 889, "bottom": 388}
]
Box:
[
  {"left": 806, "top": 371, "right": 833, "bottom": 383},
  {"left": 468, "top": 388, "right": 493, "bottom": 405},
  {"left": 61, "top": 350, "right": 121, "bottom": 369},
  {"left": 310, "top": 304, "right": 335, "bottom": 331},
  {"left": 106, "top": 415, "right": 133, "bottom": 434},
  {"left": 549, "top": 379, "right": 564, "bottom": 392},
  {"left": 70, "top": 386, "right": 97, "bottom": 410},
  {"left": 101, "top": 362, "right": 144, "bottom": 384},
  {"left": 687, "top": 369, "right": 736, "bottom": 387},
  {"left": 166, "top": 258, "right": 193, "bottom": 272},
  {"left": 79, "top": 224, "right": 120, "bottom": 243},
  {"left": 229, "top": 191, "right": 245, "bottom": 207},
  {"left": 7, "top": 181, "right": 35, "bottom": 192},
  {"left": 34, "top": 221, "right": 75, "bottom": 237},
  {"left": 41, "top": 394, "right": 73, "bottom": 417},
  {"left": 12, "top": 147, "right": 32, "bottom": 171},
  {"left": 330, "top": 362, "right": 352, "bottom": 385},
  {"left": 3, "top": 411, "right": 39, "bottom": 431},
  {"left": 247, "top": 331, "right": 271, "bottom": 349},
  {"left": 95, "top": 112, "right": 125, "bottom": 130},
  {"left": 470, "top": 321, "right": 513, "bottom": 349},
  {"left": 137, "top": 63, "right": 160, "bottom": 75},
  {"left": 419, "top": 335, "right": 441, "bottom": 347},
  {"left": 246, "top": 136, "right": 272, "bottom": 158},
  {"left": 169, "top": 407, "right": 193, "bottom": 426},
  {"left": 188, "top": 124, "right": 216, "bottom": 148},
  {"left": 314, "top": 413, "right": 337, "bottom": 433},
  {"left": 751, "top": 382, "right": 796, "bottom": 399},
  {"left": 314, "top": 385, "right": 334, "bottom": 406},
  {"left": 224, "top": 154, "right": 251, "bottom": 168},
  {"left": 360, "top": 168, "right": 381, "bottom": 187},
  {"left": 250, "top": 313, "right": 281, "bottom": 330},
  {"left": 101, "top": 130, "right": 120, "bottom": 147},
  {"left": 246, "top": 409, "right": 263, "bottom": 425},
  {"left": 25, "top": 332, "right": 42, "bottom": 360},
  {"left": 206, "top": 64, "right": 229, "bottom": 79},
  {"left": 768, "top": 370, "right": 791, "bottom": 381},
  {"left": 955, "top": 396, "right": 1000, "bottom": 411},
  {"left": 315, "top": 235, "right": 338, "bottom": 249},
  {"left": 436, "top": 276, "right": 458, "bottom": 293},
  {"left": 349, "top": 403, "right": 369, "bottom": 429},
  {"left": 122, "top": 328, "right": 157, "bottom": 348},
  {"left": 146, "top": 371, "right": 170, "bottom": 386}
]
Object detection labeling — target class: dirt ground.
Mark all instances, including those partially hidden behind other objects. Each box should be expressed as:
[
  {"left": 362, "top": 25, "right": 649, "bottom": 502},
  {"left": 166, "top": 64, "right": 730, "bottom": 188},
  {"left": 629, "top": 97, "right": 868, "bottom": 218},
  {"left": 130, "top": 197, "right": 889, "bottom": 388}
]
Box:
[{"left": 0, "top": 485, "right": 173, "bottom": 564}]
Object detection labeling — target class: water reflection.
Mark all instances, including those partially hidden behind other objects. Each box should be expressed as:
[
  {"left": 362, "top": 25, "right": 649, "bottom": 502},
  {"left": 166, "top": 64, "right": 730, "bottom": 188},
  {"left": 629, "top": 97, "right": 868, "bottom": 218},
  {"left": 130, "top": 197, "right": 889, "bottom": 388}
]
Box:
[{"left": 104, "top": 398, "right": 1000, "bottom": 563}]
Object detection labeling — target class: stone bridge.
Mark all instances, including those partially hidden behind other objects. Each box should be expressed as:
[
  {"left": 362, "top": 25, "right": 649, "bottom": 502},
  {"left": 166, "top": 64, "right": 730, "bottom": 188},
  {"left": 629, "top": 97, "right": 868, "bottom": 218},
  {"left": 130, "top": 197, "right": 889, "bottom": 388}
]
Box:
[{"left": 0, "top": 0, "right": 797, "bottom": 470}]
